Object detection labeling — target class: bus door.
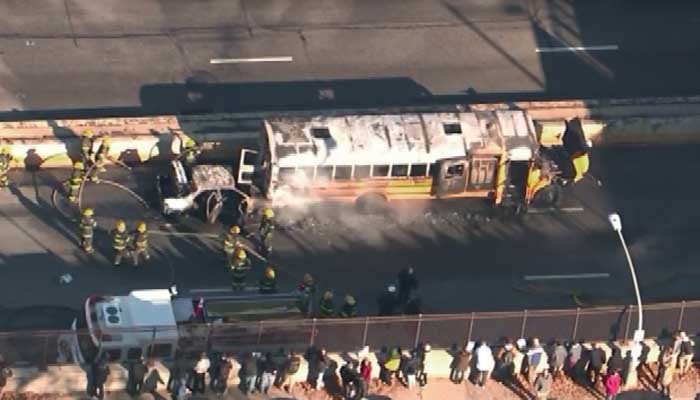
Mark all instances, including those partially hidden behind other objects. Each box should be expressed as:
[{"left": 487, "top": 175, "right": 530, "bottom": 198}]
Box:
[{"left": 433, "top": 158, "right": 469, "bottom": 197}]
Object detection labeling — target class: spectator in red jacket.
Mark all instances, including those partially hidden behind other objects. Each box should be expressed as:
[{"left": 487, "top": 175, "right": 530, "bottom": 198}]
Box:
[
  {"left": 360, "top": 358, "right": 372, "bottom": 385},
  {"left": 604, "top": 369, "right": 622, "bottom": 400}
]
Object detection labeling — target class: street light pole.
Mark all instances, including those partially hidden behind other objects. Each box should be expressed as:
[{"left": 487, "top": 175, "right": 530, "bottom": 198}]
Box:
[
  {"left": 608, "top": 213, "right": 644, "bottom": 388},
  {"left": 614, "top": 229, "right": 643, "bottom": 331}
]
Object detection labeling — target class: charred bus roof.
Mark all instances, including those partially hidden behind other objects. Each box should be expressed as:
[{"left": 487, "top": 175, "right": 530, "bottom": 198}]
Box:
[{"left": 263, "top": 110, "right": 538, "bottom": 168}]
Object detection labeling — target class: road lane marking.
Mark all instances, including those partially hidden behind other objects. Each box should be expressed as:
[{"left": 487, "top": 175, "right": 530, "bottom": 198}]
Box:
[
  {"left": 210, "top": 56, "right": 294, "bottom": 64},
  {"left": 527, "top": 207, "right": 584, "bottom": 214},
  {"left": 524, "top": 273, "right": 610, "bottom": 281},
  {"left": 536, "top": 45, "right": 619, "bottom": 53}
]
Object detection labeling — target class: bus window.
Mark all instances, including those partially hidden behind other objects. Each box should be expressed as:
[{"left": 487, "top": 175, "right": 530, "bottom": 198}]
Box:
[
  {"left": 311, "top": 127, "right": 331, "bottom": 139},
  {"left": 409, "top": 164, "right": 427, "bottom": 177},
  {"left": 443, "top": 123, "right": 462, "bottom": 135},
  {"left": 279, "top": 167, "right": 295, "bottom": 183},
  {"left": 316, "top": 166, "right": 333, "bottom": 181},
  {"left": 354, "top": 165, "right": 371, "bottom": 179},
  {"left": 334, "top": 166, "right": 352, "bottom": 180},
  {"left": 127, "top": 347, "right": 143, "bottom": 360},
  {"left": 373, "top": 165, "right": 390, "bottom": 177},
  {"left": 148, "top": 343, "right": 173, "bottom": 359},
  {"left": 391, "top": 165, "right": 409, "bottom": 177},
  {"left": 446, "top": 163, "right": 465, "bottom": 178},
  {"left": 103, "top": 349, "right": 122, "bottom": 361}
]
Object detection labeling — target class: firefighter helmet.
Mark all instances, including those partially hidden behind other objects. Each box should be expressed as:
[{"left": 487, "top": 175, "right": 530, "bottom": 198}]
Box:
[
  {"left": 101, "top": 136, "right": 111, "bottom": 146},
  {"left": 82, "top": 129, "right": 93, "bottom": 137},
  {"left": 322, "top": 291, "right": 333, "bottom": 301},
  {"left": 115, "top": 219, "right": 126, "bottom": 232},
  {"left": 264, "top": 266, "right": 276, "bottom": 279},
  {"left": 235, "top": 248, "right": 247, "bottom": 260},
  {"left": 229, "top": 225, "right": 240, "bottom": 234},
  {"left": 262, "top": 208, "right": 274, "bottom": 219},
  {"left": 73, "top": 161, "right": 84, "bottom": 170},
  {"left": 136, "top": 221, "right": 147, "bottom": 233},
  {"left": 387, "top": 284, "right": 397, "bottom": 293},
  {"left": 0, "top": 146, "right": 9, "bottom": 155},
  {"left": 184, "top": 138, "right": 195, "bottom": 147},
  {"left": 344, "top": 295, "right": 356, "bottom": 306},
  {"left": 82, "top": 207, "right": 94, "bottom": 217}
]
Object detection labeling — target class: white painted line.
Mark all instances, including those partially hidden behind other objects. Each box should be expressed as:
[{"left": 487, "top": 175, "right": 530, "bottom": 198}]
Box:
[
  {"left": 536, "top": 45, "right": 619, "bottom": 53},
  {"left": 189, "top": 288, "right": 232, "bottom": 293},
  {"left": 524, "top": 273, "right": 610, "bottom": 281},
  {"left": 210, "top": 56, "right": 293, "bottom": 64},
  {"left": 527, "top": 207, "right": 584, "bottom": 214}
]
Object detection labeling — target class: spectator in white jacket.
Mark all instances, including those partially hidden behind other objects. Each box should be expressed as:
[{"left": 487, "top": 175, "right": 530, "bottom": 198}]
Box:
[
  {"left": 475, "top": 341, "right": 495, "bottom": 388},
  {"left": 526, "top": 338, "right": 548, "bottom": 386}
]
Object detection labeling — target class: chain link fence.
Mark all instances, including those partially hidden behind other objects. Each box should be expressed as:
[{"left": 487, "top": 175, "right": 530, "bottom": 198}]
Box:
[{"left": 1, "top": 300, "right": 698, "bottom": 367}]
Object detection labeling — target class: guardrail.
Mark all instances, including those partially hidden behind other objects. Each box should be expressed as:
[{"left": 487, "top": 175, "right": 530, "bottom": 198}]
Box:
[{"left": 2, "top": 300, "right": 698, "bottom": 367}]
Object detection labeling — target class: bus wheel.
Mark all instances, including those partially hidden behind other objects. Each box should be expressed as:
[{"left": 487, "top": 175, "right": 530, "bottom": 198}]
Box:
[
  {"left": 532, "top": 184, "right": 562, "bottom": 207},
  {"left": 356, "top": 193, "right": 388, "bottom": 214}
]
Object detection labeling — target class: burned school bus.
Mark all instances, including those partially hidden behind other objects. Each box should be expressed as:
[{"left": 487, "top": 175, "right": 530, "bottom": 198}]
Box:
[{"left": 237, "top": 110, "right": 589, "bottom": 211}]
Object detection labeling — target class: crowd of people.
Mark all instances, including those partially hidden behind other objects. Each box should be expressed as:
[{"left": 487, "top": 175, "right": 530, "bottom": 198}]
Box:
[{"left": 447, "top": 330, "right": 696, "bottom": 400}]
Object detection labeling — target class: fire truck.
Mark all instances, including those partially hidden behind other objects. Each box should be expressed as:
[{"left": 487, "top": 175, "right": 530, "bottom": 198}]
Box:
[
  {"left": 57, "top": 289, "right": 305, "bottom": 364},
  {"left": 236, "top": 110, "right": 590, "bottom": 211}
]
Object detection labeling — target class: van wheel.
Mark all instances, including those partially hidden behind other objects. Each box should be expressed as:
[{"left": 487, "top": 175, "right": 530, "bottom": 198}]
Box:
[
  {"left": 532, "top": 185, "right": 562, "bottom": 207},
  {"left": 356, "top": 193, "right": 388, "bottom": 214}
]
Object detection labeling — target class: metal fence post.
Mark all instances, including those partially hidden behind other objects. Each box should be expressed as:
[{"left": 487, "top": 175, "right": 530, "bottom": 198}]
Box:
[
  {"left": 362, "top": 317, "right": 370, "bottom": 348},
  {"left": 309, "top": 318, "right": 317, "bottom": 347},
  {"left": 520, "top": 310, "right": 528, "bottom": 339},
  {"left": 677, "top": 301, "right": 686, "bottom": 331},
  {"left": 624, "top": 305, "right": 632, "bottom": 342},
  {"left": 572, "top": 308, "right": 580, "bottom": 341},
  {"left": 467, "top": 312, "right": 475, "bottom": 343},
  {"left": 40, "top": 334, "right": 49, "bottom": 371},
  {"left": 414, "top": 314, "right": 423, "bottom": 349},
  {"left": 256, "top": 321, "right": 264, "bottom": 346}
]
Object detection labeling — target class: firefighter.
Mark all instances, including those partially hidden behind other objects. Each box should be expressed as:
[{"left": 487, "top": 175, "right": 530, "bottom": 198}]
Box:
[
  {"left": 80, "top": 129, "right": 94, "bottom": 165},
  {"left": 397, "top": 267, "right": 419, "bottom": 306},
  {"left": 67, "top": 161, "right": 85, "bottom": 203},
  {"left": 111, "top": 219, "right": 129, "bottom": 266},
  {"left": 0, "top": 146, "right": 12, "bottom": 188},
  {"left": 258, "top": 207, "right": 275, "bottom": 256},
  {"left": 339, "top": 295, "right": 358, "bottom": 318},
  {"left": 131, "top": 221, "right": 151, "bottom": 266},
  {"left": 319, "top": 291, "right": 335, "bottom": 318},
  {"left": 297, "top": 273, "right": 316, "bottom": 315},
  {"left": 181, "top": 138, "right": 201, "bottom": 167},
  {"left": 259, "top": 265, "right": 278, "bottom": 294},
  {"left": 92, "top": 135, "right": 111, "bottom": 177},
  {"left": 229, "top": 248, "right": 251, "bottom": 291},
  {"left": 377, "top": 284, "right": 399, "bottom": 316},
  {"left": 222, "top": 225, "right": 241, "bottom": 261},
  {"left": 79, "top": 207, "right": 97, "bottom": 254}
]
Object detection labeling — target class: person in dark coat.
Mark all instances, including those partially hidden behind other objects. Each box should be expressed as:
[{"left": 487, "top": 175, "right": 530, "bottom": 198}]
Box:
[
  {"left": 127, "top": 356, "right": 147, "bottom": 395},
  {"left": 240, "top": 352, "right": 259, "bottom": 395},
  {"left": 588, "top": 343, "right": 607, "bottom": 386},
  {"left": 450, "top": 347, "right": 471, "bottom": 383},
  {"left": 607, "top": 347, "right": 624, "bottom": 374},
  {"left": 92, "top": 356, "right": 110, "bottom": 400},
  {"left": 142, "top": 361, "right": 165, "bottom": 397},
  {"left": 167, "top": 352, "right": 189, "bottom": 394},
  {"left": 214, "top": 353, "right": 233, "bottom": 394},
  {"left": 397, "top": 267, "right": 418, "bottom": 306},
  {"left": 0, "top": 355, "right": 10, "bottom": 393},
  {"left": 305, "top": 347, "right": 328, "bottom": 389},
  {"left": 377, "top": 285, "right": 399, "bottom": 316}
]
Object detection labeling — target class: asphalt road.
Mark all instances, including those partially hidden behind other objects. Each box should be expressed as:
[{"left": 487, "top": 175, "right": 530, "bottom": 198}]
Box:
[
  {"left": 1, "top": 144, "right": 700, "bottom": 329},
  {"left": 1, "top": 1, "right": 700, "bottom": 116}
]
